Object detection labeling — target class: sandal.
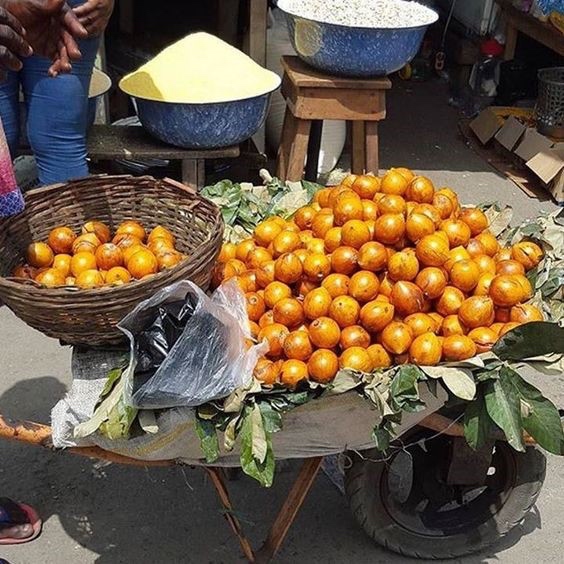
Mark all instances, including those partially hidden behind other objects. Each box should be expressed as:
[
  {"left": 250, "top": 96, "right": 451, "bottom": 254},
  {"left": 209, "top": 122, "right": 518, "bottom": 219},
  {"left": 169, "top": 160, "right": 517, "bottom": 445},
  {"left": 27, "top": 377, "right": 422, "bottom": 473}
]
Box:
[{"left": 0, "top": 498, "right": 42, "bottom": 545}]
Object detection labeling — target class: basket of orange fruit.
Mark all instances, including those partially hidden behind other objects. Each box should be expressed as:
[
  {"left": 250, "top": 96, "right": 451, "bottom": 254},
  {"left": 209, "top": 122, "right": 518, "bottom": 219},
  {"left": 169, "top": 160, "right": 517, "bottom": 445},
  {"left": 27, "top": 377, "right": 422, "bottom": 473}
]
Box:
[
  {"left": 212, "top": 169, "right": 546, "bottom": 388},
  {"left": 0, "top": 175, "right": 223, "bottom": 346}
]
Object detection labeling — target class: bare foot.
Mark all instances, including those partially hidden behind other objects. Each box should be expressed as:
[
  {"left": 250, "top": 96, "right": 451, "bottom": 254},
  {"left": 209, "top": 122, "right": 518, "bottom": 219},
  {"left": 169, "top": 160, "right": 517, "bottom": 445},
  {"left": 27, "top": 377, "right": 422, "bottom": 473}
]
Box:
[{"left": 0, "top": 523, "right": 33, "bottom": 539}]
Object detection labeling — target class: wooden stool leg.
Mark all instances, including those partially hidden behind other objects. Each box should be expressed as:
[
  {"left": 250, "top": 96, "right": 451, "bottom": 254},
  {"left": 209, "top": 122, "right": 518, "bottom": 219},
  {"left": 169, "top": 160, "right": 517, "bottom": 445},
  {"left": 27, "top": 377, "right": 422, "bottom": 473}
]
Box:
[
  {"left": 182, "top": 158, "right": 205, "bottom": 190},
  {"left": 365, "top": 121, "right": 379, "bottom": 175},
  {"left": 277, "top": 107, "right": 312, "bottom": 182},
  {"left": 304, "top": 120, "right": 323, "bottom": 182},
  {"left": 351, "top": 121, "right": 366, "bottom": 175}
]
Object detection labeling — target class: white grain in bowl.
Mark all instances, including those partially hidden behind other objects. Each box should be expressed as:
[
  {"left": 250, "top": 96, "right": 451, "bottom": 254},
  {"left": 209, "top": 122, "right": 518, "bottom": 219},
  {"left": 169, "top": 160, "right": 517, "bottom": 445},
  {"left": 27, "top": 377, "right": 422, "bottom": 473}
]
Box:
[{"left": 278, "top": 0, "right": 438, "bottom": 29}]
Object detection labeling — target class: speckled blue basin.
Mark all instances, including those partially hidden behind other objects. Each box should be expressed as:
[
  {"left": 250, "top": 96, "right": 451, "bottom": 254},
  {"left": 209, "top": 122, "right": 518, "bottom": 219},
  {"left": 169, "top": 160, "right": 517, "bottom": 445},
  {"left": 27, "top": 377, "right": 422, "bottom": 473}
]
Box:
[
  {"left": 279, "top": 3, "right": 438, "bottom": 77},
  {"left": 131, "top": 91, "right": 276, "bottom": 149}
]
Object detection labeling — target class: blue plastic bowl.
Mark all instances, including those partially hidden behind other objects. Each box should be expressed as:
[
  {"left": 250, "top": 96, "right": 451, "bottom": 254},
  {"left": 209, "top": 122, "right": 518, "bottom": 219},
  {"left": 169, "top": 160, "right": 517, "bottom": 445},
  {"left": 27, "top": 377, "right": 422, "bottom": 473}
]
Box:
[
  {"left": 130, "top": 91, "right": 276, "bottom": 149},
  {"left": 279, "top": 6, "right": 438, "bottom": 77}
]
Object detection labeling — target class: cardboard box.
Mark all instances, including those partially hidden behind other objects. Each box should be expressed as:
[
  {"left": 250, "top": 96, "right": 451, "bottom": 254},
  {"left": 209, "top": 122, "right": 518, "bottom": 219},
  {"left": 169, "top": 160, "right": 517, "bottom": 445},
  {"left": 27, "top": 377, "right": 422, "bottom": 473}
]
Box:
[
  {"left": 469, "top": 108, "right": 504, "bottom": 144},
  {"left": 494, "top": 116, "right": 527, "bottom": 151},
  {"left": 526, "top": 147, "right": 564, "bottom": 204},
  {"left": 514, "top": 128, "right": 554, "bottom": 161}
]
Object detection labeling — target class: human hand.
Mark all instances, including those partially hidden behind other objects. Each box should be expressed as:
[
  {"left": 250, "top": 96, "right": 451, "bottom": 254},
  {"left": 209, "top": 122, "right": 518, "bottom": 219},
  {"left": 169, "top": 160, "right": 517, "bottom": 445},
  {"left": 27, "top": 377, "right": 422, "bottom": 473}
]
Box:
[
  {"left": 0, "top": 6, "right": 32, "bottom": 78},
  {"left": 73, "top": 0, "right": 114, "bottom": 37}
]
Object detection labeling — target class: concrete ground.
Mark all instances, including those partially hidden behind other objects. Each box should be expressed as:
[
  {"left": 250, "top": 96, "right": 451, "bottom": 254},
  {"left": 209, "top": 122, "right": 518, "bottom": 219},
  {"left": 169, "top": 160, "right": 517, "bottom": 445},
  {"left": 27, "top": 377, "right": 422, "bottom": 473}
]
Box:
[{"left": 1, "top": 78, "right": 563, "bottom": 564}]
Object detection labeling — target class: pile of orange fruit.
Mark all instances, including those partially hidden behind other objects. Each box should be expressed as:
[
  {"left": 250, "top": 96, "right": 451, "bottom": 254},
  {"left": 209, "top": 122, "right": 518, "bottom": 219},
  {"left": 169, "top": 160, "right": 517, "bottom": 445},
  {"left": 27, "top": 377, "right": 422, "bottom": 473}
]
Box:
[
  {"left": 12, "top": 220, "right": 185, "bottom": 289},
  {"left": 213, "top": 168, "right": 545, "bottom": 389}
]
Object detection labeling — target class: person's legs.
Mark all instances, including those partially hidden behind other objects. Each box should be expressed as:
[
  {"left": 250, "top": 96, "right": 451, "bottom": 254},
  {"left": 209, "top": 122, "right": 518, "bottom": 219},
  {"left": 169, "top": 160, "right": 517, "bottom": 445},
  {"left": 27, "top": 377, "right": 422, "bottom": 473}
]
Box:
[
  {"left": 21, "top": 36, "right": 99, "bottom": 185},
  {"left": 0, "top": 71, "right": 21, "bottom": 158}
]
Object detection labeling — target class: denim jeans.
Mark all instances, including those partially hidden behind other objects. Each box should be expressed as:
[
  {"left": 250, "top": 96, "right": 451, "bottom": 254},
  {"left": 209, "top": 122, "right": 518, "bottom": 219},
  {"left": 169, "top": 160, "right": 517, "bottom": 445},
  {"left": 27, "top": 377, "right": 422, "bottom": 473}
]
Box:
[{"left": 0, "top": 1, "right": 99, "bottom": 185}]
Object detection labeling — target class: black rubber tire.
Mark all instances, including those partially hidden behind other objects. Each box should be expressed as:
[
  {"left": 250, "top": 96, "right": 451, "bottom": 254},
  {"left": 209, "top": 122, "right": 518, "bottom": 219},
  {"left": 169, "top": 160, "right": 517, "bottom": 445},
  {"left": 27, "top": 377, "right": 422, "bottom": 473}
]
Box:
[{"left": 344, "top": 435, "right": 546, "bottom": 560}]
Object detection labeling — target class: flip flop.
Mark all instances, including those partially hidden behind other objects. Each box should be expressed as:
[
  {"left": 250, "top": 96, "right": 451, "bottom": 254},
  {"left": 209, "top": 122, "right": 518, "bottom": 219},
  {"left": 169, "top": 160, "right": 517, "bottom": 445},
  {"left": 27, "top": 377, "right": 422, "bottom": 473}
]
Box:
[{"left": 0, "top": 500, "right": 42, "bottom": 545}]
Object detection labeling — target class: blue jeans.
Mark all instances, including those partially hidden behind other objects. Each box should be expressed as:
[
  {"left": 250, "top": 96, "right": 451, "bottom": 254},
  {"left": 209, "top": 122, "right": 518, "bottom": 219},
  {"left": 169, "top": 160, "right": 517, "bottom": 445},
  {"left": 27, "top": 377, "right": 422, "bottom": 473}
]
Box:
[{"left": 0, "top": 4, "right": 99, "bottom": 186}]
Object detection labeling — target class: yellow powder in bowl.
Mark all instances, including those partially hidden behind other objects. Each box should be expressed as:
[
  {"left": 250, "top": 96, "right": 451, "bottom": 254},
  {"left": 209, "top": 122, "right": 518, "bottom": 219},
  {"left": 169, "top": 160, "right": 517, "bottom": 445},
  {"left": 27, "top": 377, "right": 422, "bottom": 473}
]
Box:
[{"left": 119, "top": 32, "right": 281, "bottom": 104}]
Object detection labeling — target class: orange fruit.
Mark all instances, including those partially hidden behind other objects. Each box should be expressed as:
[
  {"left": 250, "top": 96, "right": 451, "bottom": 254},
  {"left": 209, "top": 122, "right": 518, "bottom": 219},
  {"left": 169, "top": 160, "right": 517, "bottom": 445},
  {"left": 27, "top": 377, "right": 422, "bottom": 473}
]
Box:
[
  {"left": 52, "top": 254, "right": 72, "bottom": 277},
  {"left": 253, "top": 358, "right": 281, "bottom": 386},
  {"left": 406, "top": 176, "right": 435, "bottom": 203},
  {"left": 322, "top": 273, "right": 350, "bottom": 298},
  {"left": 223, "top": 258, "right": 246, "bottom": 279},
  {"left": 254, "top": 220, "right": 283, "bottom": 247},
  {"left": 299, "top": 230, "right": 314, "bottom": 247},
  {"left": 340, "top": 219, "right": 371, "bottom": 249},
  {"left": 450, "top": 259, "right": 480, "bottom": 292},
  {"left": 381, "top": 322, "right": 413, "bottom": 355},
  {"left": 339, "top": 347, "right": 373, "bottom": 372},
  {"left": 388, "top": 249, "right": 419, "bottom": 281},
  {"left": 352, "top": 175, "right": 380, "bottom": 199},
  {"left": 366, "top": 344, "right": 393, "bottom": 368},
  {"left": 432, "top": 192, "right": 455, "bottom": 219},
  {"left": 259, "top": 310, "right": 275, "bottom": 328},
  {"left": 374, "top": 214, "right": 405, "bottom": 245},
  {"left": 475, "top": 231, "right": 499, "bottom": 257},
  {"left": 283, "top": 330, "right": 314, "bottom": 361},
  {"left": 273, "top": 297, "right": 304, "bottom": 328},
  {"left": 381, "top": 169, "right": 408, "bottom": 195},
  {"left": 360, "top": 300, "right": 395, "bottom": 333},
  {"left": 35, "top": 268, "right": 66, "bottom": 288},
  {"left": 309, "top": 317, "right": 341, "bottom": 348},
  {"left": 156, "top": 249, "right": 183, "bottom": 271},
  {"left": 294, "top": 248, "right": 310, "bottom": 265},
  {"left": 428, "top": 312, "right": 444, "bottom": 333},
  {"left": 355, "top": 241, "right": 386, "bottom": 272},
  {"left": 348, "top": 271, "right": 380, "bottom": 303},
  {"left": 264, "top": 281, "right": 292, "bottom": 309},
  {"left": 303, "top": 287, "right": 332, "bottom": 320},
  {"left": 315, "top": 187, "right": 333, "bottom": 208},
  {"left": 379, "top": 273, "right": 394, "bottom": 297},
  {"left": 474, "top": 254, "right": 497, "bottom": 275},
  {"left": 72, "top": 233, "right": 102, "bottom": 254},
  {"left": 459, "top": 207, "right": 488, "bottom": 236},
  {"left": 122, "top": 244, "right": 147, "bottom": 265},
  {"left": 496, "top": 259, "right": 525, "bottom": 276},
  {"left": 237, "top": 270, "right": 258, "bottom": 293},
  {"left": 331, "top": 246, "right": 359, "bottom": 276},
  {"left": 246, "top": 292, "right": 266, "bottom": 322},
  {"left": 394, "top": 167, "right": 415, "bottom": 182},
  {"left": 441, "top": 314, "right": 467, "bottom": 337},
  {"left": 269, "top": 216, "right": 288, "bottom": 229},
  {"left": 474, "top": 272, "right": 495, "bottom": 296},
  {"left": 329, "top": 295, "right": 361, "bottom": 328},
  {"left": 106, "top": 266, "right": 132, "bottom": 285},
  {"left": 435, "top": 286, "right": 466, "bottom": 316},
  {"left": 409, "top": 332, "right": 441, "bottom": 365},
  {"left": 404, "top": 312, "right": 436, "bottom": 337},
  {"left": 466, "top": 238, "right": 486, "bottom": 258},
  {"left": 444, "top": 246, "right": 471, "bottom": 272},
  {"left": 440, "top": 219, "right": 471, "bottom": 247},
  {"left": 495, "top": 307, "right": 511, "bottom": 323},
  {"left": 258, "top": 323, "right": 290, "bottom": 357},
  {"left": 514, "top": 274, "right": 533, "bottom": 301},
  {"left": 284, "top": 221, "right": 301, "bottom": 233},
  {"left": 340, "top": 325, "right": 370, "bottom": 349},
  {"left": 112, "top": 233, "right": 143, "bottom": 251},
  {"left": 147, "top": 225, "right": 174, "bottom": 245},
  {"left": 342, "top": 174, "right": 358, "bottom": 188},
  {"left": 467, "top": 327, "right": 497, "bottom": 353},
  {"left": 148, "top": 237, "right": 175, "bottom": 256},
  {"left": 256, "top": 260, "right": 276, "bottom": 288},
  {"left": 303, "top": 253, "right": 331, "bottom": 282},
  {"left": 442, "top": 335, "right": 477, "bottom": 361},
  {"left": 390, "top": 280, "right": 425, "bottom": 317},
  {"left": 458, "top": 296, "right": 495, "bottom": 329},
  {"left": 406, "top": 213, "right": 436, "bottom": 243},
  {"left": 296, "top": 279, "right": 317, "bottom": 298},
  {"left": 65, "top": 276, "right": 76, "bottom": 286},
  {"left": 307, "top": 349, "right": 339, "bottom": 384},
  {"left": 95, "top": 243, "right": 124, "bottom": 270},
  {"left": 280, "top": 359, "right": 308, "bottom": 388},
  {"left": 511, "top": 241, "right": 543, "bottom": 270},
  {"left": 127, "top": 249, "right": 158, "bottom": 279},
  {"left": 75, "top": 269, "right": 105, "bottom": 289},
  {"left": 246, "top": 247, "right": 273, "bottom": 270},
  {"left": 12, "top": 264, "right": 37, "bottom": 280},
  {"left": 334, "top": 197, "right": 364, "bottom": 225},
  {"left": 415, "top": 267, "right": 447, "bottom": 299},
  {"left": 377, "top": 194, "right": 407, "bottom": 216},
  {"left": 48, "top": 226, "right": 76, "bottom": 254},
  {"left": 361, "top": 199, "right": 378, "bottom": 221},
  {"left": 272, "top": 230, "right": 301, "bottom": 257},
  {"left": 70, "top": 251, "right": 97, "bottom": 277},
  {"left": 116, "top": 220, "right": 146, "bottom": 242},
  {"left": 294, "top": 206, "right": 317, "bottom": 231},
  {"left": 235, "top": 239, "right": 257, "bottom": 262},
  {"left": 415, "top": 234, "right": 449, "bottom": 267},
  {"left": 510, "top": 304, "right": 544, "bottom": 323},
  {"left": 411, "top": 203, "right": 442, "bottom": 227},
  {"left": 82, "top": 220, "right": 111, "bottom": 244},
  {"left": 365, "top": 219, "right": 376, "bottom": 239},
  {"left": 274, "top": 253, "right": 303, "bottom": 285},
  {"left": 499, "top": 321, "right": 522, "bottom": 337},
  {"left": 306, "top": 237, "right": 326, "bottom": 255},
  {"left": 311, "top": 211, "right": 335, "bottom": 238},
  {"left": 489, "top": 275, "right": 526, "bottom": 308},
  {"left": 324, "top": 226, "right": 342, "bottom": 252}
]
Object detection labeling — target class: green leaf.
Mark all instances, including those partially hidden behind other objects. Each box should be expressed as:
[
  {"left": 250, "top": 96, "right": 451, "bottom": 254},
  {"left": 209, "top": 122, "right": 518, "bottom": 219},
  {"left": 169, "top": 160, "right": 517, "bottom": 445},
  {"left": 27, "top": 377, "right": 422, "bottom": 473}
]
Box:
[
  {"left": 99, "top": 367, "right": 124, "bottom": 400},
  {"left": 505, "top": 367, "right": 564, "bottom": 455},
  {"left": 250, "top": 404, "right": 268, "bottom": 463},
  {"left": 391, "top": 365, "right": 423, "bottom": 396},
  {"left": 372, "top": 426, "right": 391, "bottom": 451},
  {"left": 223, "top": 415, "right": 240, "bottom": 452},
  {"left": 195, "top": 417, "right": 220, "bottom": 464},
  {"left": 330, "top": 369, "right": 363, "bottom": 394},
  {"left": 240, "top": 407, "right": 275, "bottom": 487},
  {"left": 484, "top": 367, "right": 525, "bottom": 451},
  {"left": 441, "top": 369, "right": 477, "bottom": 400},
  {"left": 258, "top": 403, "right": 283, "bottom": 434},
  {"left": 464, "top": 393, "right": 493, "bottom": 450},
  {"left": 493, "top": 322, "right": 564, "bottom": 360}
]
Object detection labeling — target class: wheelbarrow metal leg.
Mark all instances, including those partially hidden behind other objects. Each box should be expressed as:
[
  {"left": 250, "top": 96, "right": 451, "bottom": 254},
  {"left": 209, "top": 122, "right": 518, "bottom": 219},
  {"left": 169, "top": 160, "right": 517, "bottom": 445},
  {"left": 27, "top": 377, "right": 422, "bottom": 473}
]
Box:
[
  {"left": 255, "top": 456, "right": 323, "bottom": 564},
  {"left": 205, "top": 466, "right": 256, "bottom": 563}
]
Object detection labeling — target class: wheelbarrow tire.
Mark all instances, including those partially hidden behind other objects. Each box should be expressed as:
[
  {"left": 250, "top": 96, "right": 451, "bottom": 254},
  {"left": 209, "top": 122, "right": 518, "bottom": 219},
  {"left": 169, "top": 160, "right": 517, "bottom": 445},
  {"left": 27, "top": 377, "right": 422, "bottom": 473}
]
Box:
[{"left": 344, "top": 437, "right": 546, "bottom": 559}]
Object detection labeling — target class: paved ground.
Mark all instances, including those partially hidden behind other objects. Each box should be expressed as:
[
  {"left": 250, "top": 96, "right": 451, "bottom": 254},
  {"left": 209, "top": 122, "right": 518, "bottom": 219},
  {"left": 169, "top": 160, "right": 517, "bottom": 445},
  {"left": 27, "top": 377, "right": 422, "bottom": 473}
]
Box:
[{"left": 1, "top": 78, "right": 563, "bottom": 564}]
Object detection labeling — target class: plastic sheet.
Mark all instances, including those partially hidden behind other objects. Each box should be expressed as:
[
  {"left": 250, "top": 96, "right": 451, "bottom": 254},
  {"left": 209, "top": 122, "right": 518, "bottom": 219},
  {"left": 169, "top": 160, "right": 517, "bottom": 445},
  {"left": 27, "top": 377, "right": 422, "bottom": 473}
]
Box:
[{"left": 119, "top": 280, "right": 266, "bottom": 409}]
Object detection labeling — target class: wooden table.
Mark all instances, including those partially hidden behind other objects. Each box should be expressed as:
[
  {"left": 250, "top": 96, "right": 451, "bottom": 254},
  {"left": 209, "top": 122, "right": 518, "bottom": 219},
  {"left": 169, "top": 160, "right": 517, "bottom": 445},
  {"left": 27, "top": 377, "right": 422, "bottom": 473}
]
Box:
[
  {"left": 87, "top": 125, "right": 240, "bottom": 189},
  {"left": 496, "top": 0, "right": 564, "bottom": 59}
]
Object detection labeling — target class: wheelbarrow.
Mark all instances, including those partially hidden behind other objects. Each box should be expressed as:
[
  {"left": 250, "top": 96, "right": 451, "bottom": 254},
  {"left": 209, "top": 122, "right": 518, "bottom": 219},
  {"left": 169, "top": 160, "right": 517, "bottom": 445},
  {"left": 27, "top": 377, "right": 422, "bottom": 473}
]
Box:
[{"left": 0, "top": 368, "right": 548, "bottom": 563}]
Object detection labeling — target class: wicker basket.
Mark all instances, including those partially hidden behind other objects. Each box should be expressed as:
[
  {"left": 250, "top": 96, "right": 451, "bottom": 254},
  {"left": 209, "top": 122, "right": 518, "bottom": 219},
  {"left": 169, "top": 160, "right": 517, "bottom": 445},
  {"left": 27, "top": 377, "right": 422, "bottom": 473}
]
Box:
[{"left": 0, "top": 175, "right": 223, "bottom": 346}]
